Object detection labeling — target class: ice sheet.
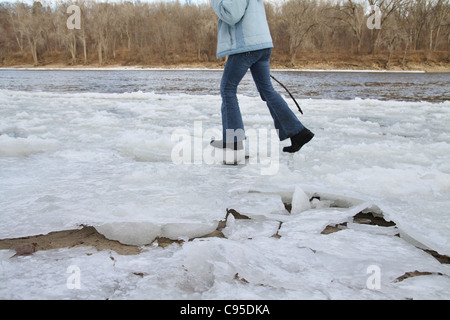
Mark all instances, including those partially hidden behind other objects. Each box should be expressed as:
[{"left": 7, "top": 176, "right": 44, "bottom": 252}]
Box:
[{"left": 1, "top": 88, "right": 449, "bottom": 299}]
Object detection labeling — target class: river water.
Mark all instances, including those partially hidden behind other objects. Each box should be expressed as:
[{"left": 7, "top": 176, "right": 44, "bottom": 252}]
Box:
[{"left": 0, "top": 69, "right": 448, "bottom": 102}]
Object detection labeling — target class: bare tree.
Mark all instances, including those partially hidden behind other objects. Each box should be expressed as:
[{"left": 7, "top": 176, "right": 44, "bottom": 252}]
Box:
[
  {"left": 429, "top": 0, "right": 450, "bottom": 51},
  {"left": 334, "top": 0, "right": 366, "bottom": 53},
  {"left": 8, "top": 2, "right": 45, "bottom": 64},
  {"left": 367, "top": 0, "right": 409, "bottom": 53},
  {"left": 0, "top": 0, "right": 448, "bottom": 68},
  {"left": 281, "top": 0, "right": 320, "bottom": 64},
  {"left": 91, "top": 2, "right": 116, "bottom": 65},
  {"left": 7, "top": 3, "right": 26, "bottom": 53}
]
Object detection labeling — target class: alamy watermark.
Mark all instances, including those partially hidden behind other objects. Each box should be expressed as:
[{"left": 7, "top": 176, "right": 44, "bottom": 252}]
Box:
[
  {"left": 66, "top": 5, "right": 81, "bottom": 30},
  {"left": 66, "top": 4, "right": 382, "bottom": 31},
  {"left": 66, "top": 265, "right": 81, "bottom": 290},
  {"left": 170, "top": 121, "right": 280, "bottom": 176},
  {"left": 63, "top": 263, "right": 380, "bottom": 292},
  {"left": 366, "top": 5, "right": 382, "bottom": 30},
  {"left": 366, "top": 265, "right": 381, "bottom": 290},
  {"left": 65, "top": 3, "right": 382, "bottom": 31}
]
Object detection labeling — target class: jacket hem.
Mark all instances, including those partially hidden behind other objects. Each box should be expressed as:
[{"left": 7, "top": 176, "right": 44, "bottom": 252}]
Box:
[{"left": 217, "top": 42, "right": 274, "bottom": 59}]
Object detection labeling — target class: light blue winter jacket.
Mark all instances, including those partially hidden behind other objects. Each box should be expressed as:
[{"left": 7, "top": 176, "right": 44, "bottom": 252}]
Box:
[{"left": 211, "top": 0, "right": 273, "bottom": 58}]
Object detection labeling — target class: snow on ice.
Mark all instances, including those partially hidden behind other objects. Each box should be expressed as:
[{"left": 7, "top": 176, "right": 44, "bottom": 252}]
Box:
[{"left": 0, "top": 87, "right": 450, "bottom": 299}]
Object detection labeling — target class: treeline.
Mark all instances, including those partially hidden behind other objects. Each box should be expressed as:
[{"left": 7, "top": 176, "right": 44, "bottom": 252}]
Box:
[{"left": 0, "top": 0, "right": 449, "bottom": 68}]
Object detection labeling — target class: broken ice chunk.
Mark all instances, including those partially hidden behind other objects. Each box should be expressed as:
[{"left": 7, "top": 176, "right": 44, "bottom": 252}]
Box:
[{"left": 291, "top": 186, "right": 311, "bottom": 214}]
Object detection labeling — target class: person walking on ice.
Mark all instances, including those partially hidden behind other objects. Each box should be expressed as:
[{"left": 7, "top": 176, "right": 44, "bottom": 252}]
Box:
[{"left": 210, "top": 0, "right": 314, "bottom": 154}]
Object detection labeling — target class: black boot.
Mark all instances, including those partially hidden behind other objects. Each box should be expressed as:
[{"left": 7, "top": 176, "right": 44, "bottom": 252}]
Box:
[{"left": 283, "top": 128, "right": 314, "bottom": 153}]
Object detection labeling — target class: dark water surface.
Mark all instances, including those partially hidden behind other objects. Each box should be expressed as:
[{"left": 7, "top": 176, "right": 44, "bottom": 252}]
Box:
[{"left": 0, "top": 69, "right": 448, "bottom": 102}]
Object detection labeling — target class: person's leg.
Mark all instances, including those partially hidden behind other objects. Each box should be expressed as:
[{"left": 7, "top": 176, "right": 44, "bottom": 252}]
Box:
[
  {"left": 250, "top": 49, "right": 313, "bottom": 152},
  {"left": 250, "top": 49, "right": 305, "bottom": 141},
  {"left": 220, "top": 53, "right": 252, "bottom": 143}
]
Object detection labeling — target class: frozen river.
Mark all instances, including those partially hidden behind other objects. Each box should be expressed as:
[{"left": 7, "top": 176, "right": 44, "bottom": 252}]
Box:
[{"left": 0, "top": 69, "right": 449, "bottom": 299}]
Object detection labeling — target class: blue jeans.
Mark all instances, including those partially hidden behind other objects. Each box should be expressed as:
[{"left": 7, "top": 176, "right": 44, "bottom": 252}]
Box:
[{"left": 220, "top": 48, "right": 305, "bottom": 142}]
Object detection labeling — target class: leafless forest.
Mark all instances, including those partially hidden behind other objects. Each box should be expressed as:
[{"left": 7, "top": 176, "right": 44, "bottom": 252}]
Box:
[{"left": 0, "top": 0, "right": 449, "bottom": 69}]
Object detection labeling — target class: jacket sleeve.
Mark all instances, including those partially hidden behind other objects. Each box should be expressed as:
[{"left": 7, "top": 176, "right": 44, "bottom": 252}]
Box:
[{"left": 211, "top": 0, "right": 248, "bottom": 26}]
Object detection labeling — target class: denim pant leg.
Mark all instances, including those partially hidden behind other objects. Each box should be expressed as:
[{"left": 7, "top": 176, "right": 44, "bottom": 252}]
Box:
[
  {"left": 250, "top": 49, "right": 305, "bottom": 141},
  {"left": 220, "top": 53, "right": 251, "bottom": 142}
]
